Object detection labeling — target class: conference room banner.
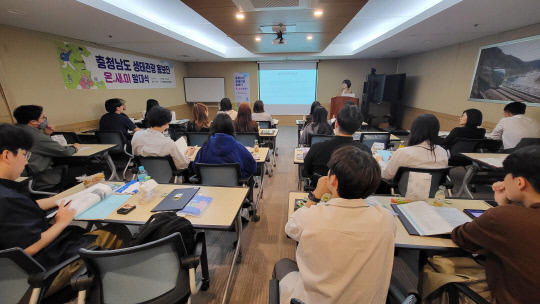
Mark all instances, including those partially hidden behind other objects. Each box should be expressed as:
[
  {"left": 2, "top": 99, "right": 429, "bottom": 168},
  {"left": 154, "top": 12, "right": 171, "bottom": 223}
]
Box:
[
  {"left": 55, "top": 41, "right": 176, "bottom": 89},
  {"left": 233, "top": 72, "right": 250, "bottom": 103}
]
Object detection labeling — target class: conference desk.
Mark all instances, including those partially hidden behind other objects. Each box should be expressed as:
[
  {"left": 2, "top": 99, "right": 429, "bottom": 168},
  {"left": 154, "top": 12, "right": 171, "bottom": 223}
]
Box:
[
  {"left": 259, "top": 128, "right": 279, "bottom": 176},
  {"left": 353, "top": 131, "right": 400, "bottom": 141},
  {"left": 293, "top": 148, "right": 309, "bottom": 190},
  {"left": 456, "top": 153, "right": 508, "bottom": 199},
  {"left": 287, "top": 193, "right": 492, "bottom": 250},
  {"left": 53, "top": 183, "right": 249, "bottom": 304},
  {"left": 64, "top": 144, "right": 120, "bottom": 180},
  {"left": 189, "top": 146, "right": 269, "bottom": 211}
]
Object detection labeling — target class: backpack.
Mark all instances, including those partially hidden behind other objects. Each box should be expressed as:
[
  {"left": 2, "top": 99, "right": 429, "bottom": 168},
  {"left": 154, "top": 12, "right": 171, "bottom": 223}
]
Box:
[{"left": 130, "top": 212, "right": 196, "bottom": 253}]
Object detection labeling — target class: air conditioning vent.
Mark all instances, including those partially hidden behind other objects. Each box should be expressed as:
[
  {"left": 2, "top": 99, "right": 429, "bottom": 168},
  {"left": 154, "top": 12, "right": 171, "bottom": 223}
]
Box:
[{"left": 232, "top": 0, "right": 318, "bottom": 11}]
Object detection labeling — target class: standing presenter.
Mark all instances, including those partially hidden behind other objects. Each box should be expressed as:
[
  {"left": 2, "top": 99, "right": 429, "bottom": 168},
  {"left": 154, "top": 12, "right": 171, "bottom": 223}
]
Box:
[{"left": 339, "top": 79, "right": 353, "bottom": 96}]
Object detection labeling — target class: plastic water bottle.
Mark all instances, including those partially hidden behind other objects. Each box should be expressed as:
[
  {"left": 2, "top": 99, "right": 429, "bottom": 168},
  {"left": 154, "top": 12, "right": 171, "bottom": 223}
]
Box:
[
  {"left": 257, "top": 122, "right": 260, "bottom": 130},
  {"left": 137, "top": 166, "right": 148, "bottom": 182},
  {"left": 433, "top": 185, "right": 446, "bottom": 207},
  {"left": 254, "top": 139, "right": 260, "bottom": 152}
]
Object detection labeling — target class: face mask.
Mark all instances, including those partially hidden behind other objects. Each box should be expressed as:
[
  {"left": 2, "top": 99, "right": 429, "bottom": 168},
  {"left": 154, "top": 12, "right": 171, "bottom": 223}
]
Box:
[{"left": 38, "top": 119, "right": 48, "bottom": 130}]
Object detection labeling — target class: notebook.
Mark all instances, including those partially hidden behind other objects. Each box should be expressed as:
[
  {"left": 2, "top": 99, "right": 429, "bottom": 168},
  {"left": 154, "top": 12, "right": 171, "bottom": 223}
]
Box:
[{"left": 151, "top": 187, "right": 200, "bottom": 212}]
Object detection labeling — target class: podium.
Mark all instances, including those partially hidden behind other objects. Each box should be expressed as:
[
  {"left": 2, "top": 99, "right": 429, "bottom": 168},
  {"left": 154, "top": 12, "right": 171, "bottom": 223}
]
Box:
[{"left": 330, "top": 96, "right": 359, "bottom": 118}]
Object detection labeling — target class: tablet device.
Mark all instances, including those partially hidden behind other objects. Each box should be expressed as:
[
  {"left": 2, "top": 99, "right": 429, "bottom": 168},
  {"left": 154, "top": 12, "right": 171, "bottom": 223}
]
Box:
[{"left": 463, "top": 209, "right": 485, "bottom": 219}]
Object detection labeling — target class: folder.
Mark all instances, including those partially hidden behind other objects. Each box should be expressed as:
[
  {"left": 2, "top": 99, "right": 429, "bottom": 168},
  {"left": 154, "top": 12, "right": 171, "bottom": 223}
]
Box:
[{"left": 151, "top": 187, "right": 200, "bottom": 212}]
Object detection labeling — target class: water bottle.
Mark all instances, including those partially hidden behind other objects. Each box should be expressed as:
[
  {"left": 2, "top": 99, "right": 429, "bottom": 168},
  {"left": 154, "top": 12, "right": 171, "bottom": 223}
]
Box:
[
  {"left": 257, "top": 122, "right": 260, "bottom": 130},
  {"left": 433, "top": 185, "right": 446, "bottom": 207},
  {"left": 137, "top": 166, "right": 148, "bottom": 182},
  {"left": 398, "top": 140, "right": 405, "bottom": 149},
  {"left": 254, "top": 139, "right": 260, "bottom": 152}
]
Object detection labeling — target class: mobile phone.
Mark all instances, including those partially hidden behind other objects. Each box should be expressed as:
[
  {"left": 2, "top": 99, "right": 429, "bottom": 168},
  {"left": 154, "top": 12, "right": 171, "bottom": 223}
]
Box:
[
  {"left": 117, "top": 204, "right": 136, "bottom": 214},
  {"left": 463, "top": 209, "right": 485, "bottom": 219}
]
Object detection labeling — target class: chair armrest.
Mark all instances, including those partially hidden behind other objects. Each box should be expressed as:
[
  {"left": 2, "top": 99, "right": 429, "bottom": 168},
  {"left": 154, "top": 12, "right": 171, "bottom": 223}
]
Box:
[
  {"left": 188, "top": 175, "right": 200, "bottom": 184},
  {"left": 172, "top": 168, "right": 188, "bottom": 177},
  {"left": 450, "top": 283, "right": 490, "bottom": 304},
  {"left": 239, "top": 175, "right": 254, "bottom": 187},
  {"left": 180, "top": 255, "right": 200, "bottom": 269},
  {"left": 28, "top": 253, "right": 81, "bottom": 288},
  {"left": 269, "top": 279, "right": 280, "bottom": 304},
  {"left": 193, "top": 232, "right": 205, "bottom": 257}
]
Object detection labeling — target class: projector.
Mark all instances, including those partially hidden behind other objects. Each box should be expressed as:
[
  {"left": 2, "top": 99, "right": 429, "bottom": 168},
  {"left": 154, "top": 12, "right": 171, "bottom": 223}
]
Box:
[{"left": 272, "top": 38, "right": 286, "bottom": 45}]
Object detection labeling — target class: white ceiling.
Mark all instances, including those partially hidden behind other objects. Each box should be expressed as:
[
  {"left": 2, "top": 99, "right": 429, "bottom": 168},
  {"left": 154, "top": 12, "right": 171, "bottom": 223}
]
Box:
[{"left": 0, "top": 0, "right": 539, "bottom": 62}]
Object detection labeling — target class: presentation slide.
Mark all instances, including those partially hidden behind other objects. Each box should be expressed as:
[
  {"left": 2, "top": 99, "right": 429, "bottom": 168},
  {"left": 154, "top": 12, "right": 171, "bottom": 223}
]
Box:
[{"left": 258, "top": 62, "right": 318, "bottom": 115}]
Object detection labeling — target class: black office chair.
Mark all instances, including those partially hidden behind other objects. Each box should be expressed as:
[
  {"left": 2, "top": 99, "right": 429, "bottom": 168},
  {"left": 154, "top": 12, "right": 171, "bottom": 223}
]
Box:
[
  {"left": 0, "top": 247, "right": 82, "bottom": 304},
  {"left": 194, "top": 163, "right": 258, "bottom": 221},
  {"left": 24, "top": 164, "right": 68, "bottom": 198},
  {"left": 258, "top": 121, "right": 272, "bottom": 129},
  {"left": 386, "top": 166, "right": 454, "bottom": 197},
  {"left": 308, "top": 134, "right": 334, "bottom": 147},
  {"left": 76, "top": 232, "right": 206, "bottom": 304},
  {"left": 51, "top": 131, "right": 81, "bottom": 144},
  {"left": 135, "top": 156, "right": 186, "bottom": 184},
  {"left": 94, "top": 130, "right": 134, "bottom": 180},
  {"left": 476, "top": 138, "right": 502, "bottom": 153},
  {"left": 167, "top": 124, "right": 187, "bottom": 142},
  {"left": 448, "top": 138, "right": 483, "bottom": 167},
  {"left": 236, "top": 132, "right": 260, "bottom": 147},
  {"left": 511, "top": 137, "right": 540, "bottom": 151},
  {"left": 360, "top": 132, "right": 390, "bottom": 150},
  {"left": 186, "top": 132, "right": 209, "bottom": 147}
]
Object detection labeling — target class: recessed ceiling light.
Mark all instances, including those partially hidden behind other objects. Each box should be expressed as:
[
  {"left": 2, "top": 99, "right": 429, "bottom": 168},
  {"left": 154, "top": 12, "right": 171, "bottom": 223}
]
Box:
[
  {"left": 307, "top": 35, "right": 313, "bottom": 40},
  {"left": 255, "top": 36, "right": 261, "bottom": 41},
  {"left": 313, "top": 9, "right": 323, "bottom": 17},
  {"left": 236, "top": 12, "right": 245, "bottom": 20}
]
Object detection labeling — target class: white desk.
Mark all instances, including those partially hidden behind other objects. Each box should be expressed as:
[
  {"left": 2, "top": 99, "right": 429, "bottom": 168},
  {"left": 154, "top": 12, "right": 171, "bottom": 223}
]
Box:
[{"left": 456, "top": 153, "right": 508, "bottom": 199}]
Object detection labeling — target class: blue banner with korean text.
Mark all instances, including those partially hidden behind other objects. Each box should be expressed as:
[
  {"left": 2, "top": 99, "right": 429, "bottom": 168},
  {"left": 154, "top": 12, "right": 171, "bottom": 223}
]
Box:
[
  {"left": 234, "top": 72, "right": 250, "bottom": 103},
  {"left": 55, "top": 41, "right": 176, "bottom": 89}
]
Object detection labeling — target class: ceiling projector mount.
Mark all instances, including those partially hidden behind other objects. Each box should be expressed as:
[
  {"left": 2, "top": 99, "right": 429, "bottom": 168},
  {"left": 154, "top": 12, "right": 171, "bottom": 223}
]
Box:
[{"left": 272, "top": 23, "right": 286, "bottom": 45}]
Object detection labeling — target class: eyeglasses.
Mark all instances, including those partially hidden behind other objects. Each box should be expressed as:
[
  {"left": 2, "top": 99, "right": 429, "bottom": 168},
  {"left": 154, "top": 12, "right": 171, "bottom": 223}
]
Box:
[{"left": 25, "top": 151, "right": 32, "bottom": 160}]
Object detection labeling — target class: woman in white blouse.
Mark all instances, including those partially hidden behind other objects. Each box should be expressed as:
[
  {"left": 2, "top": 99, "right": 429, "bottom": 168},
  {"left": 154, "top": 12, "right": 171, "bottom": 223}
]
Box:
[{"left": 377, "top": 114, "right": 449, "bottom": 180}]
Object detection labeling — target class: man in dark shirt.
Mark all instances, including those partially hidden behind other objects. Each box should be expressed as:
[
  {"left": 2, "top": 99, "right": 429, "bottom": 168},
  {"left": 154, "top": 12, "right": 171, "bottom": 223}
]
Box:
[
  {"left": 451, "top": 146, "right": 540, "bottom": 303},
  {"left": 304, "top": 105, "right": 371, "bottom": 182},
  {"left": 0, "top": 124, "right": 131, "bottom": 296},
  {"left": 99, "top": 98, "right": 140, "bottom": 136}
]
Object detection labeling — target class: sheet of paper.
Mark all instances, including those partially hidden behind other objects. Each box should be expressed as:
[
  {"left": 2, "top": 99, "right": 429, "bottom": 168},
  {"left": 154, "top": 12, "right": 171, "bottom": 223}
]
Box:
[
  {"left": 175, "top": 137, "right": 188, "bottom": 154},
  {"left": 365, "top": 196, "right": 397, "bottom": 215},
  {"left": 51, "top": 135, "right": 68, "bottom": 146},
  {"left": 405, "top": 172, "right": 431, "bottom": 202},
  {"left": 433, "top": 207, "right": 471, "bottom": 227},
  {"left": 78, "top": 146, "right": 90, "bottom": 151},
  {"left": 397, "top": 201, "right": 454, "bottom": 235},
  {"left": 76, "top": 195, "right": 131, "bottom": 220}
]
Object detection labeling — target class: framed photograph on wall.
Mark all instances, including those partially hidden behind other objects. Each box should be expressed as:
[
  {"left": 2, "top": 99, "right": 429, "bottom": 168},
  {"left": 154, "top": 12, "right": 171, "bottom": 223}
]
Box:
[{"left": 469, "top": 35, "right": 540, "bottom": 107}]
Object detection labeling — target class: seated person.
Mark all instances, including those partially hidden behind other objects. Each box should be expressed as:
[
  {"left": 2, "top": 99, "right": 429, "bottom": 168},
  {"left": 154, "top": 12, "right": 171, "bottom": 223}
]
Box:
[
  {"left": 441, "top": 108, "right": 486, "bottom": 150},
  {"left": 377, "top": 114, "right": 448, "bottom": 180},
  {"left": 186, "top": 103, "right": 211, "bottom": 132},
  {"left": 13, "top": 105, "right": 81, "bottom": 190},
  {"left": 234, "top": 102, "right": 258, "bottom": 133},
  {"left": 304, "top": 100, "right": 321, "bottom": 126},
  {"left": 299, "top": 106, "right": 333, "bottom": 145},
  {"left": 304, "top": 105, "right": 371, "bottom": 181},
  {"left": 131, "top": 106, "right": 196, "bottom": 170},
  {"left": 451, "top": 146, "right": 540, "bottom": 304},
  {"left": 193, "top": 113, "right": 256, "bottom": 178},
  {"left": 99, "top": 98, "right": 140, "bottom": 136},
  {"left": 490, "top": 101, "right": 540, "bottom": 150},
  {"left": 142, "top": 98, "right": 159, "bottom": 128},
  {"left": 0, "top": 124, "right": 131, "bottom": 295},
  {"left": 216, "top": 97, "right": 237, "bottom": 121},
  {"left": 274, "top": 146, "right": 396, "bottom": 303},
  {"left": 251, "top": 100, "right": 272, "bottom": 122}
]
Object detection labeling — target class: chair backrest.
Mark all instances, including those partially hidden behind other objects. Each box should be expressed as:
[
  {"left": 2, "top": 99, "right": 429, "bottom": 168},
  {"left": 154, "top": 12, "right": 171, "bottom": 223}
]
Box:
[
  {"left": 194, "top": 163, "right": 241, "bottom": 187},
  {"left": 513, "top": 137, "right": 540, "bottom": 150},
  {"left": 395, "top": 167, "right": 452, "bottom": 197},
  {"left": 309, "top": 134, "right": 334, "bottom": 146},
  {"left": 258, "top": 121, "right": 271, "bottom": 129},
  {"left": 79, "top": 233, "right": 190, "bottom": 304},
  {"left": 186, "top": 132, "right": 209, "bottom": 147},
  {"left": 51, "top": 131, "right": 81, "bottom": 144},
  {"left": 360, "top": 132, "right": 390, "bottom": 149},
  {"left": 448, "top": 138, "right": 482, "bottom": 166},
  {"left": 236, "top": 132, "right": 259, "bottom": 147},
  {"left": 167, "top": 124, "right": 187, "bottom": 142},
  {"left": 94, "top": 130, "right": 126, "bottom": 154},
  {"left": 136, "top": 156, "right": 176, "bottom": 184},
  {"left": 0, "top": 247, "right": 46, "bottom": 304}
]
